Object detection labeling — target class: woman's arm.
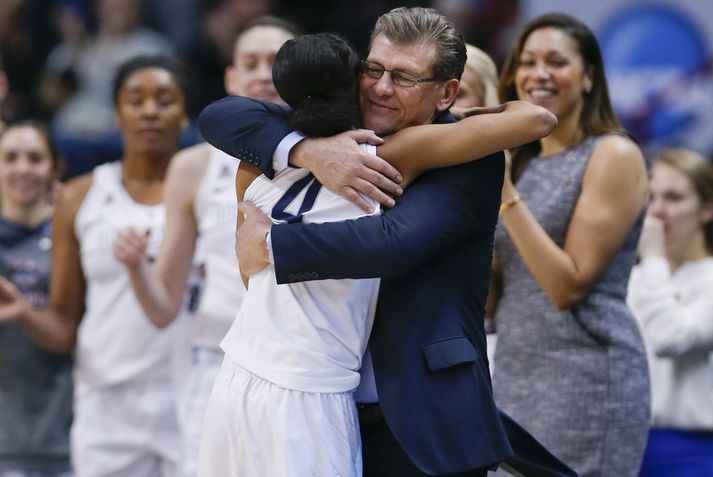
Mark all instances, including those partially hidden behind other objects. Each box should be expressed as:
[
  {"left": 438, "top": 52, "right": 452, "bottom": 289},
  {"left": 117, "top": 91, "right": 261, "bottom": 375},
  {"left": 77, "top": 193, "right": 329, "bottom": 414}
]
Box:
[
  {"left": 2, "top": 176, "right": 92, "bottom": 353},
  {"left": 114, "top": 145, "right": 207, "bottom": 327},
  {"left": 499, "top": 135, "right": 648, "bottom": 310},
  {"left": 376, "top": 101, "right": 557, "bottom": 185}
]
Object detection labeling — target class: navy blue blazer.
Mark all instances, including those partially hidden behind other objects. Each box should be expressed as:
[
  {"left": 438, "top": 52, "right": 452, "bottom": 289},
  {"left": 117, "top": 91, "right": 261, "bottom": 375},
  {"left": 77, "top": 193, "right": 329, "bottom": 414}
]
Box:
[{"left": 199, "top": 96, "right": 578, "bottom": 477}]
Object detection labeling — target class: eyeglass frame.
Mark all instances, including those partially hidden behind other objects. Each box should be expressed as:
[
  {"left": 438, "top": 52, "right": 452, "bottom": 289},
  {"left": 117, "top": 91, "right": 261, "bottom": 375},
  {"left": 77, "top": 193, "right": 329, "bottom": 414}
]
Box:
[{"left": 361, "top": 60, "right": 440, "bottom": 88}]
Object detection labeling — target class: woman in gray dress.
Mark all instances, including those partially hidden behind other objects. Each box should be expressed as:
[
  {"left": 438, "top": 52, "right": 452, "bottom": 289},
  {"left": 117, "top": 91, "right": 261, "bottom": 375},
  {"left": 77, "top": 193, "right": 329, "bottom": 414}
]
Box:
[{"left": 490, "top": 13, "right": 650, "bottom": 477}]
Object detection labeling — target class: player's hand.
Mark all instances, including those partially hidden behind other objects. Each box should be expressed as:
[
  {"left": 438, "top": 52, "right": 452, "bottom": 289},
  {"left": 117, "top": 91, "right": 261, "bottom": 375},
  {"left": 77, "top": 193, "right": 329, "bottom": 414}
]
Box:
[
  {"left": 113, "top": 227, "right": 150, "bottom": 269},
  {"left": 290, "top": 129, "right": 401, "bottom": 212},
  {"left": 236, "top": 202, "right": 272, "bottom": 276}
]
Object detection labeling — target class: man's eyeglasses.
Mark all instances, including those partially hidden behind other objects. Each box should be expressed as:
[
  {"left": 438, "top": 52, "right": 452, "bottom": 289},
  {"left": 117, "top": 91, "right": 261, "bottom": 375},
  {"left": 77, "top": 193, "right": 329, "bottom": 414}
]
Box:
[{"left": 361, "top": 60, "right": 438, "bottom": 88}]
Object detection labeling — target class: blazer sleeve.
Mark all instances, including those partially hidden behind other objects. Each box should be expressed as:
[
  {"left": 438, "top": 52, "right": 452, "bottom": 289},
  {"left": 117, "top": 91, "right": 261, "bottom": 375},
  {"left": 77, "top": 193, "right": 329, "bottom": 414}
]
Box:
[
  {"left": 198, "top": 96, "right": 292, "bottom": 179},
  {"left": 271, "top": 151, "right": 504, "bottom": 283}
]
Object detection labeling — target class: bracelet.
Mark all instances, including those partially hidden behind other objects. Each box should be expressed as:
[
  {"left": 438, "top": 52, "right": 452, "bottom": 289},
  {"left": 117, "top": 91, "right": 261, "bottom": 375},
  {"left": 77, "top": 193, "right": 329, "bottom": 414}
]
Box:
[{"left": 499, "top": 194, "right": 522, "bottom": 216}]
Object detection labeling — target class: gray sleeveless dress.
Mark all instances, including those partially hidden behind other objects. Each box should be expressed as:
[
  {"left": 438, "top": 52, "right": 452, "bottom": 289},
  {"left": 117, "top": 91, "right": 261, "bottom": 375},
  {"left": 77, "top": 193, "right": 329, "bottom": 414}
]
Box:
[{"left": 492, "top": 136, "right": 650, "bottom": 477}]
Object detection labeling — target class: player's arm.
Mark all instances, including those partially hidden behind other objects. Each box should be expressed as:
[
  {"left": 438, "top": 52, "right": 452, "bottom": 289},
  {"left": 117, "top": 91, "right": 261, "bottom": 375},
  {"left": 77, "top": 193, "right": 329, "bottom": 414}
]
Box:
[
  {"left": 114, "top": 145, "right": 207, "bottom": 327},
  {"left": 377, "top": 101, "right": 556, "bottom": 186}
]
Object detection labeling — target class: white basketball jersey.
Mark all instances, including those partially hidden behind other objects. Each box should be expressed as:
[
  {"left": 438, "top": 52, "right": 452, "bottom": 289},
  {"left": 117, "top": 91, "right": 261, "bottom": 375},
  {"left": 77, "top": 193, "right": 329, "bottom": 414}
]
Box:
[
  {"left": 222, "top": 144, "right": 381, "bottom": 393},
  {"left": 74, "top": 161, "right": 187, "bottom": 396},
  {"left": 191, "top": 146, "right": 245, "bottom": 349}
]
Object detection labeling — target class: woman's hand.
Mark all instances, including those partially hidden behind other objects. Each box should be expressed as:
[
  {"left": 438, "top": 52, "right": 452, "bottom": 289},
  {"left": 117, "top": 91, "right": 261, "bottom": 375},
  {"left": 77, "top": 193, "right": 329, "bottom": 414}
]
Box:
[
  {"left": 501, "top": 150, "right": 517, "bottom": 201},
  {"left": 113, "top": 227, "right": 150, "bottom": 270},
  {"left": 0, "top": 277, "right": 28, "bottom": 323},
  {"left": 637, "top": 214, "right": 666, "bottom": 259},
  {"left": 236, "top": 201, "right": 273, "bottom": 277}
]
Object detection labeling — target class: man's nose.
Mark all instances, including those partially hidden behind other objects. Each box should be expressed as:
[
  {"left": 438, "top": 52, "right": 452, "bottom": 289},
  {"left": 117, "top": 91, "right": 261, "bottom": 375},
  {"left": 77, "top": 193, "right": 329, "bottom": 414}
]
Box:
[
  {"left": 257, "top": 61, "right": 272, "bottom": 81},
  {"left": 372, "top": 72, "right": 395, "bottom": 96}
]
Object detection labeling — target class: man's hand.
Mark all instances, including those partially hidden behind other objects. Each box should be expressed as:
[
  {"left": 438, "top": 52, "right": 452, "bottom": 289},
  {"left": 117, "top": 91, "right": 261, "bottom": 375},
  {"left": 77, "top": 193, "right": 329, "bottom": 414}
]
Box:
[
  {"left": 637, "top": 214, "right": 666, "bottom": 259},
  {"left": 113, "top": 227, "right": 150, "bottom": 270},
  {"left": 290, "top": 129, "right": 402, "bottom": 212},
  {"left": 236, "top": 202, "right": 273, "bottom": 276},
  {"left": 0, "top": 277, "right": 27, "bottom": 323}
]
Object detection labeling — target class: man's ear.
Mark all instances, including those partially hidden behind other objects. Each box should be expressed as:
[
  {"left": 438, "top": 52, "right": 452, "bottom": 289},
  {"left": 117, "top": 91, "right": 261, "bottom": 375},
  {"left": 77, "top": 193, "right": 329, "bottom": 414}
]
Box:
[{"left": 436, "top": 78, "right": 460, "bottom": 113}]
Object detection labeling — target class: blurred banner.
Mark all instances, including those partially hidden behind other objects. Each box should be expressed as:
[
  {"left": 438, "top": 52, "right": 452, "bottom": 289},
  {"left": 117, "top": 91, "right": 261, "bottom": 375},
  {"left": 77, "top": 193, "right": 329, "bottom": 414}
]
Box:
[{"left": 520, "top": 0, "right": 713, "bottom": 159}]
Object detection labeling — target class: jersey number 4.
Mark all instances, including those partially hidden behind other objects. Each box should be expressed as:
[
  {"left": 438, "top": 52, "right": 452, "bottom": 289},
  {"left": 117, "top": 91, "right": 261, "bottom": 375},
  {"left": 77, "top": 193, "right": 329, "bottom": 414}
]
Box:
[{"left": 271, "top": 173, "right": 322, "bottom": 224}]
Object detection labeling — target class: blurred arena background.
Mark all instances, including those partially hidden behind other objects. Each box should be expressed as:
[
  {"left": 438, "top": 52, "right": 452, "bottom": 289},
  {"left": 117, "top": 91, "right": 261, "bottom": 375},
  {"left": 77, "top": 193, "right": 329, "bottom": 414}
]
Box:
[{"left": 1, "top": 0, "right": 710, "bottom": 176}]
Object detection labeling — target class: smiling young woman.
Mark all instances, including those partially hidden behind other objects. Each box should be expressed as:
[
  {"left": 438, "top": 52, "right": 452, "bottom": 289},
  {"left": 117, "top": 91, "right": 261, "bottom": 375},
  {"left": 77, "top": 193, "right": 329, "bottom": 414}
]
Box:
[
  {"left": 0, "top": 123, "right": 60, "bottom": 222},
  {"left": 490, "top": 13, "right": 650, "bottom": 477},
  {"left": 0, "top": 55, "right": 191, "bottom": 477},
  {"left": 0, "top": 122, "right": 72, "bottom": 477}
]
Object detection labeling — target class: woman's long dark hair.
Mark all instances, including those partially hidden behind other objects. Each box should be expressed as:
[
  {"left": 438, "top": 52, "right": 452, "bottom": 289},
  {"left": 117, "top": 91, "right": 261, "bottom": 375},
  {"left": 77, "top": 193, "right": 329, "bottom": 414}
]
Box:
[
  {"left": 498, "top": 13, "right": 627, "bottom": 181},
  {"left": 272, "top": 33, "right": 362, "bottom": 137}
]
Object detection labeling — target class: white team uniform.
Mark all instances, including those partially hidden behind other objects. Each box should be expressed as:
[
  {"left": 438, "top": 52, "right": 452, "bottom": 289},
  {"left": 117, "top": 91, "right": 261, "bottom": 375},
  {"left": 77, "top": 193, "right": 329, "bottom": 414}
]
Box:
[
  {"left": 71, "top": 161, "right": 188, "bottom": 477},
  {"left": 198, "top": 144, "right": 381, "bottom": 477},
  {"left": 177, "top": 146, "right": 246, "bottom": 477}
]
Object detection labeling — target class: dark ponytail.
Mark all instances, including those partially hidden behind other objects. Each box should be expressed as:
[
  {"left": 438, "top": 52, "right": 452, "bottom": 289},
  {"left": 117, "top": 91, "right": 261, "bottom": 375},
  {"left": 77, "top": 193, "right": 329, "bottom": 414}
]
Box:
[{"left": 272, "top": 33, "right": 362, "bottom": 137}]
